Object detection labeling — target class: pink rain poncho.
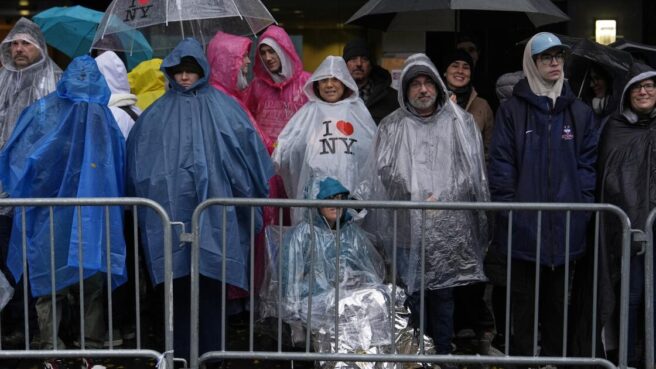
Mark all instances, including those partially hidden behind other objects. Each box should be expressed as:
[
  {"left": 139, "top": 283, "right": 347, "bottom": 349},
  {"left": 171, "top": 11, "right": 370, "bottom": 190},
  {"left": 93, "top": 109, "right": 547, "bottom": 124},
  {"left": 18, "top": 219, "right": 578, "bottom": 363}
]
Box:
[
  {"left": 207, "top": 31, "right": 271, "bottom": 150},
  {"left": 246, "top": 25, "right": 311, "bottom": 148}
]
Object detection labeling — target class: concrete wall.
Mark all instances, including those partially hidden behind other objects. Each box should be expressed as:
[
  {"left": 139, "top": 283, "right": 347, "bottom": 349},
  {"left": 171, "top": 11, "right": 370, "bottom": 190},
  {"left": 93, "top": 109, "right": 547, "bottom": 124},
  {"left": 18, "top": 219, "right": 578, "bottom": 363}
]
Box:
[{"left": 566, "top": 0, "right": 644, "bottom": 42}]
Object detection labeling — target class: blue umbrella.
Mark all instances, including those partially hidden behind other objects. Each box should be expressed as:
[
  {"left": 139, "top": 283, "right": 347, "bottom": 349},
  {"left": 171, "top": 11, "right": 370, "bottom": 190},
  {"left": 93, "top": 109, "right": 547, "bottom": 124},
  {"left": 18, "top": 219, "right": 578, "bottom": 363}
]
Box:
[{"left": 33, "top": 5, "right": 152, "bottom": 71}]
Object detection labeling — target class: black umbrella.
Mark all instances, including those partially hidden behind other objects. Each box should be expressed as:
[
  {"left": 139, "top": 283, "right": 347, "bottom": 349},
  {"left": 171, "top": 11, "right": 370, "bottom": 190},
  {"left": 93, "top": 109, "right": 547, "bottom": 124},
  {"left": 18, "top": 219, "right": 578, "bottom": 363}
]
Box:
[
  {"left": 346, "top": 0, "right": 570, "bottom": 31},
  {"left": 610, "top": 39, "right": 656, "bottom": 68}
]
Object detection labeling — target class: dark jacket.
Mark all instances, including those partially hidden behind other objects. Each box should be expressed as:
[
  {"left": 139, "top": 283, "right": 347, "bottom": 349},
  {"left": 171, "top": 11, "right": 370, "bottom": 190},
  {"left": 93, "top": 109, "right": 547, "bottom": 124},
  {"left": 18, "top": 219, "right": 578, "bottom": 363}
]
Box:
[
  {"left": 364, "top": 64, "right": 399, "bottom": 124},
  {"left": 488, "top": 78, "right": 597, "bottom": 266},
  {"left": 570, "top": 63, "right": 656, "bottom": 357}
]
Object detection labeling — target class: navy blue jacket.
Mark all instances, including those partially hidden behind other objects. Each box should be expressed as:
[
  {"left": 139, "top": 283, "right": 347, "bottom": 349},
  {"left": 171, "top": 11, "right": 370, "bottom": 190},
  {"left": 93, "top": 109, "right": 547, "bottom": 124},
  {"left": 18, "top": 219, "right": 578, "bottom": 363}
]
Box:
[{"left": 488, "top": 78, "right": 597, "bottom": 266}]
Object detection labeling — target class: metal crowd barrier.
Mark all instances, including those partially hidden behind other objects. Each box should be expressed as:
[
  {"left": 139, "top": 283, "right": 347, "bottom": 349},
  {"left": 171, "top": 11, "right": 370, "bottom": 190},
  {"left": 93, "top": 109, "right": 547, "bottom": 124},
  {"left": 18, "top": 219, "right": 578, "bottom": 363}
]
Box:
[
  {"left": 190, "top": 199, "right": 632, "bottom": 369},
  {"left": 0, "top": 198, "right": 174, "bottom": 369},
  {"left": 643, "top": 209, "right": 656, "bottom": 369}
]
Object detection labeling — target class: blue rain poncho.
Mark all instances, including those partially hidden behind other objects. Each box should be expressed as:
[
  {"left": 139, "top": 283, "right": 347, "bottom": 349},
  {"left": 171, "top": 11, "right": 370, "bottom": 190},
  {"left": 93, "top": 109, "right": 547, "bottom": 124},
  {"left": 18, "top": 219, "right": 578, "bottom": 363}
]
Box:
[
  {"left": 0, "top": 55, "right": 126, "bottom": 297},
  {"left": 126, "top": 38, "right": 273, "bottom": 288}
]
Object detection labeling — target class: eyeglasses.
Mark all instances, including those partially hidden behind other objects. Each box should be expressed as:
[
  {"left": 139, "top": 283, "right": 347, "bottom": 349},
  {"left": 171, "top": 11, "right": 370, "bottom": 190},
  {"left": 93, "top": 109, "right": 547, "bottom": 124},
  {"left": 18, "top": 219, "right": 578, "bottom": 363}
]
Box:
[
  {"left": 537, "top": 52, "right": 565, "bottom": 65},
  {"left": 630, "top": 82, "right": 656, "bottom": 94},
  {"left": 328, "top": 194, "right": 347, "bottom": 200},
  {"left": 409, "top": 79, "right": 436, "bottom": 91}
]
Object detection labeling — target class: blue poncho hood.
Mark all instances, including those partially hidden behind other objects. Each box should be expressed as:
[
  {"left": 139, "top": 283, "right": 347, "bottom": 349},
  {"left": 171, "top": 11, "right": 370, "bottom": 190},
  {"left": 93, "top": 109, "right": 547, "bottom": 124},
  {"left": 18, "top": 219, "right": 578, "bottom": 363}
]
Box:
[
  {"left": 127, "top": 38, "right": 273, "bottom": 288},
  {"left": 0, "top": 55, "right": 126, "bottom": 296}
]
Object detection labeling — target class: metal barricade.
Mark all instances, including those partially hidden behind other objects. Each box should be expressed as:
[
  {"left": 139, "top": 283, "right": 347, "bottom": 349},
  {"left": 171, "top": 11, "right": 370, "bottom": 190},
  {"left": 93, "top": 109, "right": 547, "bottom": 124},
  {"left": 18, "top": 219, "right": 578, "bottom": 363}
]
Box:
[
  {"left": 643, "top": 209, "right": 656, "bottom": 369},
  {"left": 0, "top": 198, "right": 174, "bottom": 369},
  {"left": 189, "top": 199, "right": 631, "bottom": 369}
]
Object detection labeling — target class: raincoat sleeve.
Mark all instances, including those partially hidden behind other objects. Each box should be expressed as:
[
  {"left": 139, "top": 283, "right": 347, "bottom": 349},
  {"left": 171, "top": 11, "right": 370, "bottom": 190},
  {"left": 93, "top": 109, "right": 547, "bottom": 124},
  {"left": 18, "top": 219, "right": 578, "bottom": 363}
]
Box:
[
  {"left": 488, "top": 104, "right": 518, "bottom": 202},
  {"left": 375, "top": 119, "right": 411, "bottom": 200},
  {"left": 576, "top": 108, "right": 597, "bottom": 203}
]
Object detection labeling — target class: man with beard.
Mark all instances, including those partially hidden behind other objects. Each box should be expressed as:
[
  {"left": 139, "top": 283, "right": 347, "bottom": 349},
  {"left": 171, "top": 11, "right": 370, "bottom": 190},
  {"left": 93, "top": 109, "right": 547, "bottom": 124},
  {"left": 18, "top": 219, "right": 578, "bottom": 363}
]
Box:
[
  {"left": 362, "top": 53, "right": 489, "bottom": 357},
  {"left": 342, "top": 38, "right": 398, "bottom": 124}
]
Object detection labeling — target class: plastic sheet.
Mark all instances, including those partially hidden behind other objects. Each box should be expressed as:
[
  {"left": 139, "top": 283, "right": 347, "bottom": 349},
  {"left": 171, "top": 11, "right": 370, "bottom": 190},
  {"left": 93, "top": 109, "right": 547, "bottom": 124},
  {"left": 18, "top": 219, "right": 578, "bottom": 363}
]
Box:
[{"left": 356, "top": 54, "right": 489, "bottom": 293}]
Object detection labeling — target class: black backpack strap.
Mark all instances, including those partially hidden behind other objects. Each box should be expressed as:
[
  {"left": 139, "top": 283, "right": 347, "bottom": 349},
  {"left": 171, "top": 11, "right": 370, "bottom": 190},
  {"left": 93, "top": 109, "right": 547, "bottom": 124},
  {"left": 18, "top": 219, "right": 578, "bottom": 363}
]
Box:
[{"left": 118, "top": 105, "right": 139, "bottom": 122}]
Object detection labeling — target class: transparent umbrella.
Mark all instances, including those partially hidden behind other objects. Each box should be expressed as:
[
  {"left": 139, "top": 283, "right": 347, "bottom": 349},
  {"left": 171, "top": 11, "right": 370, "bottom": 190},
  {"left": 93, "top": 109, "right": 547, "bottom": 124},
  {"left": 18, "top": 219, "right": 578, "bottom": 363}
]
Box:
[{"left": 92, "top": 0, "right": 276, "bottom": 56}]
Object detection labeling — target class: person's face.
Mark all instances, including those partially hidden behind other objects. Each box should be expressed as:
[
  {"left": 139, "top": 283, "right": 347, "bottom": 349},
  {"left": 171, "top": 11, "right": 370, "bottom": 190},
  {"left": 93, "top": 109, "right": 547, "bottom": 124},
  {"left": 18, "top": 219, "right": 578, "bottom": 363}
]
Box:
[
  {"left": 589, "top": 71, "right": 608, "bottom": 98},
  {"left": 445, "top": 60, "right": 471, "bottom": 89},
  {"left": 456, "top": 41, "right": 479, "bottom": 66},
  {"left": 407, "top": 75, "right": 438, "bottom": 115},
  {"left": 10, "top": 39, "right": 41, "bottom": 69},
  {"left": 629, "top": 78, "right": 656, "bottom": 114},
  {"left": 319, "top": 193, "right": 346, "bottom": 227},
  {"left": 259, "top": 44, "right": 281, "bottom": 73},
  {"left": 241, "top": 54, "right": 251, "bottom": 76},
  {"left": 346, "top": 56, "right": 372, "bottom": 85},
  {"left": 317, "top": 77, "right": 346, "bottom": 103},
  {"left": 535, "top": 49, "right": 565, "bottom": 82},
  {"left": 174, "top": 70, "right": 200, "bottom": 89}
]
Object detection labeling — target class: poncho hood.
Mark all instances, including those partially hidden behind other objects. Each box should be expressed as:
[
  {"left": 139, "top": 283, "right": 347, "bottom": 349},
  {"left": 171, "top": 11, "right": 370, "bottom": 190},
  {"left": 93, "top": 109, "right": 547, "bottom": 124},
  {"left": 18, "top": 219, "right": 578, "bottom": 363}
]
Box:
[
  {"left": 161, "top": 38, "right": 209, "bottom": 93},
  {"left": 96, "top": 51, "right": 131, "bottom": 95},
  {"left": 57, "top": 55, "right": 111, "bottom": 104},
  {"left": 303, "top": 56, "right": 358, "bottom": 104},
  {"left": 207, "top": 31, "right": 252, "bottom": 99},
  {"left": 618, "top": 62, "right": 656, "bottom": 124},
  {"left": 397, "top": 53, "right": 448, "bottom": 116},
  {"left": 127, "top": 58, "right": 165, "bottom": 111},
  {"left": 0, "top": 18, "right": 62, "bottom": 149},
  {"left": 253, "top": 25, "right": 304, "bottom": 88}
]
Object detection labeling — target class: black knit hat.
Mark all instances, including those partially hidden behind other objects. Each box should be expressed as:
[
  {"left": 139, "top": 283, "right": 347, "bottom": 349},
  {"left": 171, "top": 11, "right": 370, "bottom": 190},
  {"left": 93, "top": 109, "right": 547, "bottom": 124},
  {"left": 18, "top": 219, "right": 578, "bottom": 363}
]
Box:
[
  {"left": 166, "top": 56, "right": 204, "bottom": 78},
  {"left": 443, "top": 49, "right": 474, "bottom": 71},
  {"left": 343, "top": 38, "right": 371, "bottom": 62}
]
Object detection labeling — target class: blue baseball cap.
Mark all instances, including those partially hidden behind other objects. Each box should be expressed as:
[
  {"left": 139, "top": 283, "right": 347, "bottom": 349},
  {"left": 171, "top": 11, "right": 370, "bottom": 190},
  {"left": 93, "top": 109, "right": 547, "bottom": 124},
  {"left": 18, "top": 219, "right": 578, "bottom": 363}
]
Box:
[{"left": 530, "top": 32, "right": 570, "bottom": 56}]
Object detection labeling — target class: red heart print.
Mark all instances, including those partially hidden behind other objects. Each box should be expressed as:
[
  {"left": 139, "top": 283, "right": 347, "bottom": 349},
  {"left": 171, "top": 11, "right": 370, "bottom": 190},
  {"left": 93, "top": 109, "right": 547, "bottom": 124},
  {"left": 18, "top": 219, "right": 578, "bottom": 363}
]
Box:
[
  {"left": 138, "top": 0, "right": 149, "bottom": 5},
  {"left": 336, "top": 120, "right": 354, "bottom": 136}
]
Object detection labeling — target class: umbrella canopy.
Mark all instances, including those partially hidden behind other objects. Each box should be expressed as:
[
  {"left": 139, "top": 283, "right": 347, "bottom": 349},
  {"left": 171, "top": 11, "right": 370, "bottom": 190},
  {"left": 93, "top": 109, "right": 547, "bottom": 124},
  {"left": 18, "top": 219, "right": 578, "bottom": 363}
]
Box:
[
  {"left": 92, "top": 0, "right": 276, "bottom": 56},
  {"left": 610, "top": 39, "right": 656, "bottom": 68},
  {"left": 346, "top": 0, "right": 570, "bottom": 31},
  {"left": 33, "top": 5, "right": 153, "bottom": 71}
]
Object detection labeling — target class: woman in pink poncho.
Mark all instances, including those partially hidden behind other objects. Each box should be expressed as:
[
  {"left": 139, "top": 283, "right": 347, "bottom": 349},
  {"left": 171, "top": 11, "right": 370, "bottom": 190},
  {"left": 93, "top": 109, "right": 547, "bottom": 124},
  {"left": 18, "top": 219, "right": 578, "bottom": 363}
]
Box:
[
  {"left": 207, "top": 31, "right": 272, "bottom": 151},
  {"left": 247, "top": 25, "right": 311, "bottom": 226}
]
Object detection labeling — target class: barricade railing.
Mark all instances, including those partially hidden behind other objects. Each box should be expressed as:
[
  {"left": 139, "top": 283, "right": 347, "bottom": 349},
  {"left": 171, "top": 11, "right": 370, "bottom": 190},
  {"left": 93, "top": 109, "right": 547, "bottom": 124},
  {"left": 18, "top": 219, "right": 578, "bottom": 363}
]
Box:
[
  {"left": 0, "top": 198, "right": 174, "bottom": 369},
  {"left": 643, "top": 209, "right": 656, "bottom": 369},
  {"left": 190, "top": 199, "right": 632, "bottom": 369}
]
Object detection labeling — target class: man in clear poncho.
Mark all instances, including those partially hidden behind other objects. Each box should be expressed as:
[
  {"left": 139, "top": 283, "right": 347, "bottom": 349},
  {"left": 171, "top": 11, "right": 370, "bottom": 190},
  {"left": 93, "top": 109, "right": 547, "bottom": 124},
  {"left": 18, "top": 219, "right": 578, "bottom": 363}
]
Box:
[
  {"left": 273, "top": 56, "right": 376, "bottom": 211},
  {"left": 0, "top": 16, "right": 62, "bottom": 346},
  {"left": 260, "top": 177, "right": 391, "bottom": 356},
  {"left": 361, "top": 53, "right": 489, "bottom": 354}
]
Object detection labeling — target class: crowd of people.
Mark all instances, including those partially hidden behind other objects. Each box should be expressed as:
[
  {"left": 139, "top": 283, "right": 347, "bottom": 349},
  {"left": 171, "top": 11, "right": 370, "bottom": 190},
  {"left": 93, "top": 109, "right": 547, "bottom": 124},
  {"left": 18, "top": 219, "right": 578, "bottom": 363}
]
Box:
[{"left": 0, "top": 15, "right": 655, "bottom": 369}]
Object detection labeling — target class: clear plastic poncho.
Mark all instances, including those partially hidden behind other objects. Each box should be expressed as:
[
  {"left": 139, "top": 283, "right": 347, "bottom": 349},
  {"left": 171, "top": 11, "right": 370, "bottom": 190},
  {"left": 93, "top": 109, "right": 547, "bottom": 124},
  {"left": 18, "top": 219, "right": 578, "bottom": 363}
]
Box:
[
  {"left": 358, "top": 54, "right": 489, "bottom": 294},
  {"left": 259, "top": 177, "right": 389, "bottom": 343},
  {"left": 0, "top": 17, "right": 62, "bottom": 149},
  {"left": 272, "top": 56, "right": 377, "bottom": 207}
]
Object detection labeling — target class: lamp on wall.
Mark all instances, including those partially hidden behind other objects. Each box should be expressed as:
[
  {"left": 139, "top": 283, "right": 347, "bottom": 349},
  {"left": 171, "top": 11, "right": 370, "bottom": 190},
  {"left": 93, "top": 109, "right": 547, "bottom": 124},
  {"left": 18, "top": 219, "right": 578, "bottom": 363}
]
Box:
[{"left": 595, "top": 20, "right": 617, "bottom": 45}]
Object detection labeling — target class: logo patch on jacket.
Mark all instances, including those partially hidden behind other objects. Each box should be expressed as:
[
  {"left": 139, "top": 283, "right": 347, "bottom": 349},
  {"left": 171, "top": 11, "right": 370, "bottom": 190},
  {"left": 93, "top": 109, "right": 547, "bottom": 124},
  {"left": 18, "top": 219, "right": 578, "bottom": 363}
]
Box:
[
  {"left": 320, "top": 119, "right": 357, "bottom": 155},
  {"left": 561, "top": 124, "right": 574, "bottom": 141}
]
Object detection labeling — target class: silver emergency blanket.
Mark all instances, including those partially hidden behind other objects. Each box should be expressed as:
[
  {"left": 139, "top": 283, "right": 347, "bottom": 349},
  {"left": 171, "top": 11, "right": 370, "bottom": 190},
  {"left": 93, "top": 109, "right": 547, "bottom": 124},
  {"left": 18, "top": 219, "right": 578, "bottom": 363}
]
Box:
[
  {"left": 0, "top": 18, "right": 62, "bottom": 149},
  {"left": 272, "top": 56, "right": 376, "bottom": 210},
  {"left": 313, "top": 285, "right": 436, "bottom": 369},
  {"left": 357, "top": 53, "right": 489, "bottom": 294}
]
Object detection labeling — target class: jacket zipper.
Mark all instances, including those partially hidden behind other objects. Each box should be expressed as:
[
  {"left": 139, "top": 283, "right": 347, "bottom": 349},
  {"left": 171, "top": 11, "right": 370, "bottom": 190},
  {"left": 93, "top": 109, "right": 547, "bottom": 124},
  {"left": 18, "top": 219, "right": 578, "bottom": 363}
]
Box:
[{"left": 547, "top": 104, "right": 555, "bottom": 269}]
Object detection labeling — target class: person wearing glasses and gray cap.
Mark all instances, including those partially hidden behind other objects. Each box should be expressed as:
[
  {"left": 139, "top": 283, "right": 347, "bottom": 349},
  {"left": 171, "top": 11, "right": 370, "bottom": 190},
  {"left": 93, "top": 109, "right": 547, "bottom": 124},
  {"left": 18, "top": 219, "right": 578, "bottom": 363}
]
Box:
[{"left": 487, "top": 32, "right": 597, "bottom": 358}]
